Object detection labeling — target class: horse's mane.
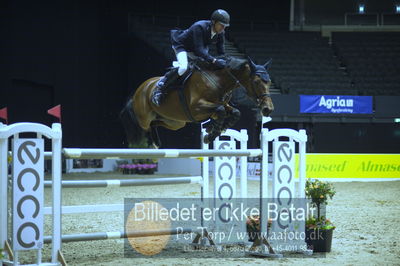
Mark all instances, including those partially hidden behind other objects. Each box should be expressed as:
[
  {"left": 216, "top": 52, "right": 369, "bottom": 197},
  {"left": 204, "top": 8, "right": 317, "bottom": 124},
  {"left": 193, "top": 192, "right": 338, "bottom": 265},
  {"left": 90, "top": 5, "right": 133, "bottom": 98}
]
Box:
[
  {"left": 226, "top": 57, "right": 247, "bottom": 71},
  {"left": 191, "top": 56, "right": 247, "bottom": 71}
]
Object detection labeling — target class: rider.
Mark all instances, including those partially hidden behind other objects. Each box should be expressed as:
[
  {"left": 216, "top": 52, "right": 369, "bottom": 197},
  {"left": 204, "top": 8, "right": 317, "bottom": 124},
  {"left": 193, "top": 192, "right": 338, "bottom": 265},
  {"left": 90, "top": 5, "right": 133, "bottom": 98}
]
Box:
[{"left": 151, "top": 9, "right": 230, "bottom": 106}]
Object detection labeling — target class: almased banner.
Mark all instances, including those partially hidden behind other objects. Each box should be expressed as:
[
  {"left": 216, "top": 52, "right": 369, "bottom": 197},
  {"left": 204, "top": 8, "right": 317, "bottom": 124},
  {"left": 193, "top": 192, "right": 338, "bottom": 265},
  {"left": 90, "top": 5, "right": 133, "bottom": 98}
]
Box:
[
  {"left": 240, "top": 154, "right": 400, "bottom": 179},
  {"left": 295, "top": 154, "right": 400, "bottom": 178},
  {"left": 300, "top": 95, "right": 373, "bottom": 114}
]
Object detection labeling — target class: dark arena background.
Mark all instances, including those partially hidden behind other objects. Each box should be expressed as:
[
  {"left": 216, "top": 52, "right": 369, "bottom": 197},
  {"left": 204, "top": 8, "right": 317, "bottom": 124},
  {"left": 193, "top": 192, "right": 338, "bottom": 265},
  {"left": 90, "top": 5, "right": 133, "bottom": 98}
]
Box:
[
  {"left": 1, "top": 0, "right": 399, "bottom": 151},
  {"left": 1, "top": 1, "right": 400, "bottom": 265}
]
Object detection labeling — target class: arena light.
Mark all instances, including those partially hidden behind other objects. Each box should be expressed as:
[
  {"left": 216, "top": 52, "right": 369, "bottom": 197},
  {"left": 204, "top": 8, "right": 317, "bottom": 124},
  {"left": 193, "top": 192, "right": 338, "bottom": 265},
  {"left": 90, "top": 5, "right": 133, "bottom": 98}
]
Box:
[
  {"left": 394, "top": 118, "right": 400, "bottom": 123},
  {"left": 358, "top": 3, "right": 365, "bottom": 14},
  {"left": 396, "top": 4, "right": 400, "bottom": 13}
]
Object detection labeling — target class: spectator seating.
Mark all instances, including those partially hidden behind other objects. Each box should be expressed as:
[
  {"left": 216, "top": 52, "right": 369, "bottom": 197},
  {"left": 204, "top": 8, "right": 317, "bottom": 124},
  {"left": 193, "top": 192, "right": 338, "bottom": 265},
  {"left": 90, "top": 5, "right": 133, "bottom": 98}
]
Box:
[
  {"left": 230, "top": 30, "right": 354, "bottom": 95},
  {"left": 332, "top": 32, "right": 400, "bottom": 95},
  {"left": 130, "top": 17, "right": 400, "bottom": 96}
]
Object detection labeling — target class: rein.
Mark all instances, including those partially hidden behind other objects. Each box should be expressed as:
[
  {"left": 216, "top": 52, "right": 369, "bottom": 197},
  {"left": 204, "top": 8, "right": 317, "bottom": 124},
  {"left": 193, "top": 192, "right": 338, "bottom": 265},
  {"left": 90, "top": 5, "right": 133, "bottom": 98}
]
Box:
[
  {"left": 225, "top": 69, "right": 272, "bottom": 103},
  {"left": 193, "top": 62, "right": 272, "bottom": 106},
  {"left": 192, "top": 64, "right": 235, "bottom": 103},
  {"left": 192, "top": 64, "right": 222, "bottom": 90}
]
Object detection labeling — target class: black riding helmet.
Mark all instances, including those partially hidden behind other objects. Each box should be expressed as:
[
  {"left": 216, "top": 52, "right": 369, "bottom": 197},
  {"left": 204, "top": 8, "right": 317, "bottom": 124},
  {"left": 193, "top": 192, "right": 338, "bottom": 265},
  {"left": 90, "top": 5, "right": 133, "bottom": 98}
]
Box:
[{"left": 211, "top": 9, "right": 230, "bottom": 27}]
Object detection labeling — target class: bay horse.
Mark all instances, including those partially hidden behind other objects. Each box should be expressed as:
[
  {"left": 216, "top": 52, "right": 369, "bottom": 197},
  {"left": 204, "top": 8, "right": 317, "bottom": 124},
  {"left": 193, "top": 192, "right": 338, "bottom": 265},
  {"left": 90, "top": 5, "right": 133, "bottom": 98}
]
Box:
[{"left": 120, "top": 56, "right": 274, "bottom": 147}]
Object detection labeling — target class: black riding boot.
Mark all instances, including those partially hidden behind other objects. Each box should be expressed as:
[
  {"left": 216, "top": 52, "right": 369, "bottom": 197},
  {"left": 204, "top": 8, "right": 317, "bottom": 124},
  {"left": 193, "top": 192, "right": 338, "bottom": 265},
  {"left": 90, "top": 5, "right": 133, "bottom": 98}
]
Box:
[{"left": 151, "top": 68, "right": 180, "bottom": 106}]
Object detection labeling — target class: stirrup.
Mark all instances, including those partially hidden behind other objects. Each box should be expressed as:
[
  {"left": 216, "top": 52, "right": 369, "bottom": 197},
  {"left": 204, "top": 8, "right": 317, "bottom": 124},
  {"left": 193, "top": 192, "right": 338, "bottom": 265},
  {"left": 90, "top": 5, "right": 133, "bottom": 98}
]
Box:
[
  {"left": 151, "top": 90, "right": 163, "bottom": 106},
  {"left": 157, "top": 79, "right": 165, "bottom": 88}
]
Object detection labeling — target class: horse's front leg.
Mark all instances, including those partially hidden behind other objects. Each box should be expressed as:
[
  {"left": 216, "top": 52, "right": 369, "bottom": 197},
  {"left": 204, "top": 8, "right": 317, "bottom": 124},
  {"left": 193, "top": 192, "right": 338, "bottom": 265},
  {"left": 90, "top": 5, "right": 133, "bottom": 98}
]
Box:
[
  {"left": 203, "top": 103, "right": 234, "bottom": 134},
  {"left": 221, "top": 106, "right": 241, "bottom": 132},
  {"left": 207, "top": 105, "right": 241, "bottom": 134},
  {"left": 211, "top": 105, "right": 227, "bottom": 126},
  {"left": 204, "top": 105, "right": 226, "bottom": 144},
  {"left": 202, "top": 119, "right": 216, "bottom": 134}
]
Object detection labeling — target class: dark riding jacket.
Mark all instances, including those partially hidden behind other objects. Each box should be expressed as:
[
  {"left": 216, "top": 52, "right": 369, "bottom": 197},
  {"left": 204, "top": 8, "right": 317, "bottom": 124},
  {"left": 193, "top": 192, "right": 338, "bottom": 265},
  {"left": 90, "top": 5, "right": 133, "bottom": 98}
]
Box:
[{"left": 171, "top": 20, "right": 225, "bottom": 63}]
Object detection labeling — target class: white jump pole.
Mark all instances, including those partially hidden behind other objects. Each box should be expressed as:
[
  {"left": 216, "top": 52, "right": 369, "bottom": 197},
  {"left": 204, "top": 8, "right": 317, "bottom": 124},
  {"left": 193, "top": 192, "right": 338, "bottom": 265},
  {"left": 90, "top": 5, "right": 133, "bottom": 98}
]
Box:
[
  {"left": 298, "top": 129, "right": 307, "bottom": 198},
  {"left": 43, "top": 228, "right": 195, "bottom": 243},
  {"left": 260, "top": 128, "right": 269, "bottom": 240},
  {"left": 43, "top": 176, "right": 203, "bottom": 188},
  {"left": 51, "top": 123, "right": 62, "bottom": 264},
  {"left": 63, "top": 148, "right": 262, "bottom": 159},
  {"left": 0, "top": 123, "right": 8, "bottom": 259}
]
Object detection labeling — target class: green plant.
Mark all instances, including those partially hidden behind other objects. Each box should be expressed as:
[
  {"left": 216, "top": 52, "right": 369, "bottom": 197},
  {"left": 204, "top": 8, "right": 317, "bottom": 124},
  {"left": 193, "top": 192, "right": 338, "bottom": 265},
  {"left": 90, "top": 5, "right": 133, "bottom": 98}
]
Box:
[
  {"left": 305, "top": 179, "right": 336, "bottom": 229},
  {"left": 306, "top": 216, "right": 336, "bottom": 230}
]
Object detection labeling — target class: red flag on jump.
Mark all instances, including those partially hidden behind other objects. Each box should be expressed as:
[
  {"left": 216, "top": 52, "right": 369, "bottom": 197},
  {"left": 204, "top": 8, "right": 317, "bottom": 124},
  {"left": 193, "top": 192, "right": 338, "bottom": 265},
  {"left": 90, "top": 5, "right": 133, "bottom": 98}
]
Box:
[
  {"left": 0, "top": 107, "right": 8, "bottom": 124},
  {"left": 47, "top": 104, "right": 62, "bottom": 123}
]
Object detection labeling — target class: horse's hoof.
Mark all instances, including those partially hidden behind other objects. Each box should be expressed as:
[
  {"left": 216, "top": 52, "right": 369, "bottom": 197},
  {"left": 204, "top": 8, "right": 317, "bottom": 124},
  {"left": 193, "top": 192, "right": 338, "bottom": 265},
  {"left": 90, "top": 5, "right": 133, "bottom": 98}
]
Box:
[
  {"left": 204, "top": 122, "right": 214, "bottom": 133},
  {"left": 203, "top": 120, "right": 212, "bottom": 128},
  {"left": 204, "top": 133, "right": 220, "bottom": 144}
]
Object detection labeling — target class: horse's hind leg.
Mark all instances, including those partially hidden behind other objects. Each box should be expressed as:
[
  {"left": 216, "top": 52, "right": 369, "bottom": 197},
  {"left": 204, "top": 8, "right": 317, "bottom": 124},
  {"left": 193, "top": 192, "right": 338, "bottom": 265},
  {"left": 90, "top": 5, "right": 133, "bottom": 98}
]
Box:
[
  {"left": 150, "top": 126, "right": 161, "bottom": 148},
  {"left": 147, "top": 119, "right": 186, "bottom": 148}
]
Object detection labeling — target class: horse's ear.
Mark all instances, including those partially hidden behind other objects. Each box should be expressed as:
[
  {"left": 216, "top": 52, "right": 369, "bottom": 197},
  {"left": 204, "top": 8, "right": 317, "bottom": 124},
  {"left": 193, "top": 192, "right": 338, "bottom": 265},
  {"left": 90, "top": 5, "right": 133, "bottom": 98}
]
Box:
[
  {"left": 247, "top": 56, "right": 257, "bottom": 71},
  {"left": 263, "top": 59, "right": 272, "bottom": 69}
]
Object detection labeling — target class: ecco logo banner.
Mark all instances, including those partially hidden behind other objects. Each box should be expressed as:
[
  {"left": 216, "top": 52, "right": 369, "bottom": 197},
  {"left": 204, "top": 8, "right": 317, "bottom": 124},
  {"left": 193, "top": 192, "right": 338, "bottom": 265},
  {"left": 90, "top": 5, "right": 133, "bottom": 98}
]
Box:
[
  {"left": 214, "top": 139, "right": 236, "bottom": 233},
  {"left": 300, "top": 95, "right": 373, "bottom": 114},
  {"left": 272, "top": 141, "right": 295, "bottom": 232},
  {"left": 12, "top": 139, "right": 44, "bottom": 250}
]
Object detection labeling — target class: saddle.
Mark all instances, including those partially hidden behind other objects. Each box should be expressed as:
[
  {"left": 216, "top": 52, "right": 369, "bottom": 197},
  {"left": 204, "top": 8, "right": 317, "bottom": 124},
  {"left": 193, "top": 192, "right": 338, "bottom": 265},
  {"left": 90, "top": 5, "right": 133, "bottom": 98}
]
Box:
[
  {"left": 164, "top": 56, "right": 229, "bottom": 122},
  {"left": 166, "top": 55, "right": 227, "bottom": 89},
  {"left": 165, "top": 68, "right": 193, "bottom": 91}
]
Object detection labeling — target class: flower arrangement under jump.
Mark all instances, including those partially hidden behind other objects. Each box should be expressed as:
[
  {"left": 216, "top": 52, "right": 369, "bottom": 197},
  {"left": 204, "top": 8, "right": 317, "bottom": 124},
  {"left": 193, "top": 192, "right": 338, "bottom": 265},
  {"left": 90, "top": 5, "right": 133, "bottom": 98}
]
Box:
[{"left": 305, "top": 179, "right": 336, "bottom": 229}]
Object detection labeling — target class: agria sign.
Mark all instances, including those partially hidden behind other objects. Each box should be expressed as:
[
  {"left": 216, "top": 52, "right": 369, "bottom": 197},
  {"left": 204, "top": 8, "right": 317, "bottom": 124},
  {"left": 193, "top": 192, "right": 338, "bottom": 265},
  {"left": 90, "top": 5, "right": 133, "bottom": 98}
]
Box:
[
  {"left": 300, "top": 95, "right": 373, "bottom": 114},
  {"left": 12, "top": 139, "right": 44, "bottom": 250},
  {"left": 319, "top": 96, "right": 354, "bottom": 109}
]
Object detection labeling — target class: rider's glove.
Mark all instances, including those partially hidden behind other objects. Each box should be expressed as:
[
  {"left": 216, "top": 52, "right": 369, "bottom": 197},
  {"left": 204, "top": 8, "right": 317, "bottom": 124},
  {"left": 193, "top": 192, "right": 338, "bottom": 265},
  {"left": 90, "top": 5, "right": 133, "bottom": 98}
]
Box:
[{"left": 213, "top": 58, "right": 227, "bottom": 69}]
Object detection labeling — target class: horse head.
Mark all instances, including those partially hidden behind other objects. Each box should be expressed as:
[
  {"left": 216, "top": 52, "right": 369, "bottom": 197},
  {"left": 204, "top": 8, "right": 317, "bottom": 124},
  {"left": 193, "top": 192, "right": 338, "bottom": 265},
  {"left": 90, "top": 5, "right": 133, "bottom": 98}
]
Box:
[{"left": 244, "top": 57, "right": 274, "bottom": 117}]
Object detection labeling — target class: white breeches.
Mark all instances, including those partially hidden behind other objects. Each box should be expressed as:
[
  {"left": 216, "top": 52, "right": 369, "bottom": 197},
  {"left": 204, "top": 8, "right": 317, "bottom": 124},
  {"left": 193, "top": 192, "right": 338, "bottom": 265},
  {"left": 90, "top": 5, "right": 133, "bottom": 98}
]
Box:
[{"left": 173, "top": 51, "right": 188, "bottom": 76}]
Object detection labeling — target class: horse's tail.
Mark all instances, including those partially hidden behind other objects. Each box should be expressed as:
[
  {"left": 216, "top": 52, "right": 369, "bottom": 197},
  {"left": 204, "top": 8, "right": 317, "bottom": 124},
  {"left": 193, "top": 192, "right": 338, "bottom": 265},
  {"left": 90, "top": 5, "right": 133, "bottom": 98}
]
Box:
[{"left": 119, "top": 98, "right": 146, "bottom": 146}]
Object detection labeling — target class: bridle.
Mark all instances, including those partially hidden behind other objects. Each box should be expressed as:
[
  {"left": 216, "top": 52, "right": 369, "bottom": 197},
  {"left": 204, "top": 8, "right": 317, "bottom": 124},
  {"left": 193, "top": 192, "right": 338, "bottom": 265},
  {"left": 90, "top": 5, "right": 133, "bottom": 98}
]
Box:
[
  {"left": 193, "top": 62, "right": 271, "bottom": 105},
  {"left": 225, "top": 68, "right": 272, "bottom": 105}
]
